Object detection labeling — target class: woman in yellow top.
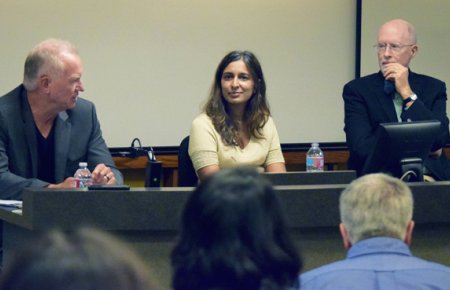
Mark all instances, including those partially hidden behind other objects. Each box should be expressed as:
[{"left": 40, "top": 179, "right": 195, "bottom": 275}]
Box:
[{"left": 189, "top": 50, "right": 286, "bottom": 181}]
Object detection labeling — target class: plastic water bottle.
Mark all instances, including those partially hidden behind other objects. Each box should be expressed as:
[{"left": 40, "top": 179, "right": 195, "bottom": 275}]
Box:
[
  {"left": 74, "top": 162, "right": 93, "bottom": 188},
  {"left": 306, "top": 143, "right": 324, "bottom": 172}
]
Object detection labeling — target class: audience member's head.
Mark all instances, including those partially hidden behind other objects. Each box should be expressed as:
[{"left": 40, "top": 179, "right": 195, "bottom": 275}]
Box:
[
  {"left": 339, "top": 173, "right": 414, "bottom": 248},
  {"left": 171, "top": 167, "right": 302, "bottom": 290},
  {"left": 0, "top": 228, "right": 156, "bottom": 290}
]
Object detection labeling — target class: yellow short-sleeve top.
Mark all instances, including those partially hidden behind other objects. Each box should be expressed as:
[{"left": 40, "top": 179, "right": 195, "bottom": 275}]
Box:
[{"left": 188, "top": 113, "right": 285, "bottom": 171}]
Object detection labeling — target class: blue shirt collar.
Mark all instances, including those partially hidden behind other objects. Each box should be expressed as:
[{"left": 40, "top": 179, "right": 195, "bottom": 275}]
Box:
[{"left": 347, "top": 237, "right": 412, "bottom": 259}]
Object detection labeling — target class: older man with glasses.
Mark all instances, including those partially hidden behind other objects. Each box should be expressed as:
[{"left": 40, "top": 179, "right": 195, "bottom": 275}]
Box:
[{"left": 342, "top": 19, "right": 450, "bottom": 180}]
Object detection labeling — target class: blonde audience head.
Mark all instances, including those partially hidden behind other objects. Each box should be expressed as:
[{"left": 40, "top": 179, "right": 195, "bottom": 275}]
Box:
[{"left": 339, "top": 173, "right": 414, "bottom": 247}]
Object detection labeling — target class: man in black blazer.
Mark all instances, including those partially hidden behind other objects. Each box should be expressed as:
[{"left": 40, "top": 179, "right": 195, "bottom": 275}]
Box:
[
  {"left": 0, "top": 39, "right": 123, "bottom": 199},
  {"left": 343, "top": 19, "right": 450, "bottom": 180}
]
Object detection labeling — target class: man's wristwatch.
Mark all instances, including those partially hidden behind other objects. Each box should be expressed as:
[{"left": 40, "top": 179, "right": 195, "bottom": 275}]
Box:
[{"left": 403, "top": 93, "right": 417, "bottom": 105}]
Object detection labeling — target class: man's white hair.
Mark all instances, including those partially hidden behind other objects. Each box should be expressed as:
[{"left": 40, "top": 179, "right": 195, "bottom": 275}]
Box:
[{"left": 23, "top": 38, "right": 78, "bottom": 91}]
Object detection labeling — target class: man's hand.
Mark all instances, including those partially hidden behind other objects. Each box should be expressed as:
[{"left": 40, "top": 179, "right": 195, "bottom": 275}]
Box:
[
  {"left": 47, "top": 177, "right": 77, "bottom": 188},
  {"left": 91, "top": 163, "right": 116, "bottom": 185},
  {"left": 382, "top": 63, "right": 413, "bottom": 98}
]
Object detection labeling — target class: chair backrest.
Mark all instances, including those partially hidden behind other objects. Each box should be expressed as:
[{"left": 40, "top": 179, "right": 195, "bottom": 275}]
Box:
[{"left": 178, "top": 136, "right": 198, "bottom": 187}]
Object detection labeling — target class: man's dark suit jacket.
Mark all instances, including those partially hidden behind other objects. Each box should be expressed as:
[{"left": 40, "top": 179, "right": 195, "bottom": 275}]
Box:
[
  {"left": 343, "top": 71, "right": 450, "bottom": 180},
  {"left": 0, "top": 85, "right": 123, "bottom": 199}
]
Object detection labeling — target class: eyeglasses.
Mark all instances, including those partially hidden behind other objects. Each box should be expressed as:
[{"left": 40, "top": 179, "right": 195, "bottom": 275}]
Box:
[{"left": 374, "top": 43, "right": 415, "bottom": 53}]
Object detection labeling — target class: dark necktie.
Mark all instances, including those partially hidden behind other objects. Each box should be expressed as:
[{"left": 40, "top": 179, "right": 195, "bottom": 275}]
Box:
[{"left": 384, "top": 80, "right": 395, "bottom": 96}]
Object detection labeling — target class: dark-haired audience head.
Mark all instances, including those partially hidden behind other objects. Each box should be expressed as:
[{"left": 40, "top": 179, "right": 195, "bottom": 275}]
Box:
[
  {"left": 171, "top": 167, "right": 302, "bottom": 290},
  {"left": 0, "top": 228, "right": 156, "bottom": 290},
  {"left": 339, "top": 173, "right": 414, "bottom": 249}
]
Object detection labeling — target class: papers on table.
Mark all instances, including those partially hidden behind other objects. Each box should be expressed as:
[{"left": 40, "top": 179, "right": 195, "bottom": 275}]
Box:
[{"left": 0, "top": 200, "right": 22, "bottom": 209}]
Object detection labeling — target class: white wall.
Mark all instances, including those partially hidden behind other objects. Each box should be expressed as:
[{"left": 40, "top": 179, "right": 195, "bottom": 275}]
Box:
[{"left": 1, "top": 0, "right": 355, "bottom": 147}]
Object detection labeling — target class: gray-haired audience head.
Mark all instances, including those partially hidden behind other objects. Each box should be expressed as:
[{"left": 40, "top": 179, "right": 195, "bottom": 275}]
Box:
[
  {"left": 339, "top": 173, "right": 414, "bottom": 246},
  {"left": 0, "top": 228, "right": 156, "bottom": 290},
  {"left": 23, "top": 38, "right": 79, "bottom": 91}
]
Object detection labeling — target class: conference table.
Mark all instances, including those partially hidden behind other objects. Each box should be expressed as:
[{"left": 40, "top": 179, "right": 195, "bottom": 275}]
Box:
[{"left": 1, "top": 174, "right": 449, "bottom": 288}]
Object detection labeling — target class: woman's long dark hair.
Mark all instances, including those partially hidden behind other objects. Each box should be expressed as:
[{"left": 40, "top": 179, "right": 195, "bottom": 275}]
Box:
[
  {"left": 204, "top": 51, "right": 271, "bottom": 146},
  {"left": 171, "top": 167, "right": 302, "bottom": 290}
]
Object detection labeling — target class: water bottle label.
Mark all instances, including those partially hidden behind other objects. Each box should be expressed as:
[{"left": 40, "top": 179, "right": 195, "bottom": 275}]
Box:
[
  {"left": 80, "top": 179, "right": 92, "bottom": 188},
  {"left": 306, "top": 157, "right": 324, "bottom": 171},
  {"left": 73, "top": 178, "right": 92, "bottom": 188}
]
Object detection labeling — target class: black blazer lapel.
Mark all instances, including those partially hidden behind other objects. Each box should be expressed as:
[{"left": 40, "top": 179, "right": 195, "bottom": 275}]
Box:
[{"left": 408, "top": 72, "right": 422, "bottom": 97}]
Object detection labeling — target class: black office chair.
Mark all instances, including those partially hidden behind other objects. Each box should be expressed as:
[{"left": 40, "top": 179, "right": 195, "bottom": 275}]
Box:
[{"left": 178, "top": 136, "right": 198, "bottom": 187}]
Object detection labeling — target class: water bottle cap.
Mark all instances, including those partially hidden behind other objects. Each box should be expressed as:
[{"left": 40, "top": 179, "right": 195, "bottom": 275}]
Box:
[
  {"left": 79, "top": 162, "right": 88, "bottom": 167},
  {"left": 312, "top": 142, "right": 319, "bottom": 147}
]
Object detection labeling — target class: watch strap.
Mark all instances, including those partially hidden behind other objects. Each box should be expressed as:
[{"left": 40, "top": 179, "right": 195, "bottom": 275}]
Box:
[
  {"left": 403, "top": 94, "right": 417, "bottom": 105},
  {"left": 403, "top": 97, "right": 413, "bottom": 104}
]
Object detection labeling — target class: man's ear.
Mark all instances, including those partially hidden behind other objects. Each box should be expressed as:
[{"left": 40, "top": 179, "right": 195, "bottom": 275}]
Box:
[
  {"left": 339, "top": 223, "right": 352, "bottom": 250},
  {"left": 404, "top": 220, "right": 415, "bottom": 246},
  {"left": 411, "top": 45, "right": 418, "bottom": 58},
  {"left": 39, "top": 75, "right": 50, "bottom": 90}
]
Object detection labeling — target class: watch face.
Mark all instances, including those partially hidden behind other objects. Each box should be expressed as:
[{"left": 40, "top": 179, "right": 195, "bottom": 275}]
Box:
[{"left": 411, "top": 94, "right": 418, "bottom": 101}]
